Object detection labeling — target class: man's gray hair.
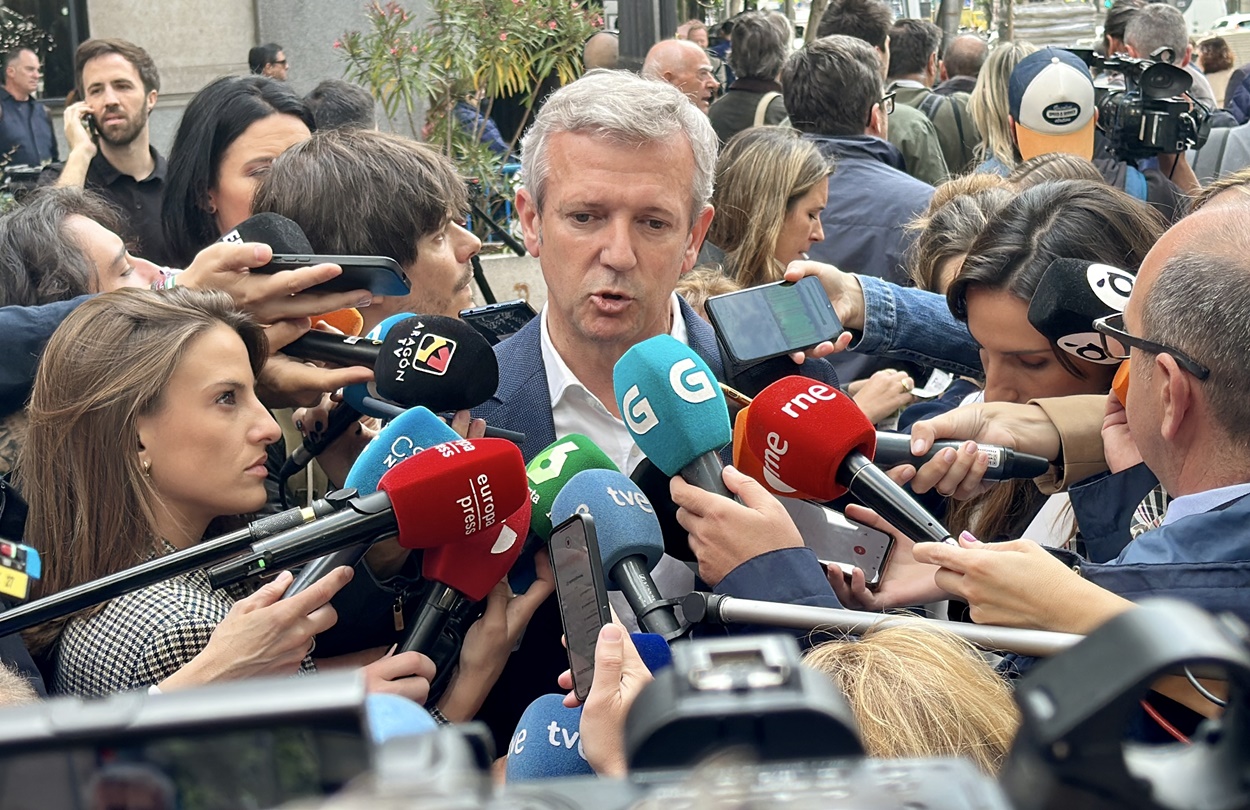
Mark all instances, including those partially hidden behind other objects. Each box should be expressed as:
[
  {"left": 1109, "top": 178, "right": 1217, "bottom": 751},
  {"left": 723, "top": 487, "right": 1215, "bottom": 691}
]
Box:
[
  {"left": 519, "top": 69, "right": 717, "bottom": 222},
  {"left": 1141, "top": 221, "right": 1250, "bottom": 447},
  {"left": 1124, "top": 3, "right": 1188, "bottom": 64},
  {"left": 728, "top": 11, "right": 794, "bottom": 81}
]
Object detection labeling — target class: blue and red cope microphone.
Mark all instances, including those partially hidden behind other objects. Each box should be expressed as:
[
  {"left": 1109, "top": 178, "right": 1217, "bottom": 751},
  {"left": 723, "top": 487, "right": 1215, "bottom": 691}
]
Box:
[
  {"left": 283, "top": 407, "right": 461, "bottom": 599},
  {"left": 613, "top": 335, "right": 734, "bottom": 499},
  {"left": 742, "top": 377, "right": 956, "bottom": 546},
  {"left": 550, "top": 469, "right": 681, "bottom": 638}
]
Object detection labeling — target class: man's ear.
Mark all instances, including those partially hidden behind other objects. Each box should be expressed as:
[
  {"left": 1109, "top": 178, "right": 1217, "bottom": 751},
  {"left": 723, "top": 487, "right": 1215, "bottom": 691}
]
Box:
[
  {"left": 866, "top": 103, "right": 886, "bottom": 138},
  {"left": 926, "top": 52, "right": 938, "bottom": 83},
  {"left": 1156, "top": 353, "right": 1194, "bottom": 442},
  {"left": 515, "top": 187, "right": 543, "bottom": 258},
  {"left": 146, "top": 89, "right": 158, "bottom": 112},
  {"left": 682, "top": 205, "right": 715, "bottom": 273},
  {"left": 1008, "top": 115, "right": 1019, "bottom": 148}
]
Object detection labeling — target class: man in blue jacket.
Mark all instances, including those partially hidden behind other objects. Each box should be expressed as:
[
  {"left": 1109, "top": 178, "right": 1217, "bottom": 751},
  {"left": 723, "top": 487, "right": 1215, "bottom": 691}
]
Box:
[{"left": 0, "top": 49, "right": 56, "bottom": 167}]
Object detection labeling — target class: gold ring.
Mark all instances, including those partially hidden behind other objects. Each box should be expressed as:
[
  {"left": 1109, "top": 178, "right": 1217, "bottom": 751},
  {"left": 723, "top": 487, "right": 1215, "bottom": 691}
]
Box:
[{"left": 901, "top": 379, "right": 912, "bottom": 393}]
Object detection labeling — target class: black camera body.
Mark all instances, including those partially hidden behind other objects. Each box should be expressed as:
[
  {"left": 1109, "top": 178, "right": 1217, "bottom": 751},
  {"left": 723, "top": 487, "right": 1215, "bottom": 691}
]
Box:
[{"left": 1094, "top": 54, "right": 1210, "bottom": 162}]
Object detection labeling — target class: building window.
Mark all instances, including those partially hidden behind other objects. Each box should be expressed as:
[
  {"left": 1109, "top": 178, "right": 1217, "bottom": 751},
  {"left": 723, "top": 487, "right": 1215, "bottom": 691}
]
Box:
[{"left": 2, "top": 0, "right": 90, "bottom": 100}]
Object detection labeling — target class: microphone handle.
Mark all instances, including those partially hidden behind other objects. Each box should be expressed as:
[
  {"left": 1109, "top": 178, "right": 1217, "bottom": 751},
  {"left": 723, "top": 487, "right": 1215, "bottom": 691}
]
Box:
[
  {"left": 0, "top": 499, "right": 340, "bottom": 637},
  {"left": 613, "top": 555, "right": 682, "bottom": 637},
  {"left": 207, "top": 491, "right": 397, "bottom": 589},
  {"left": 837, "top": 452, "right": 954, "bottom": 545},
  {"left": 398, "top": 583, "right": 462, "bottom": 655},
  {"left": 284, "top": 330, "right": 382, "bottom": 367},
  {"left": 680, "top": 452, "right": 734, "bottom": 500},
  {"left": 283, "top": 543, "right": 370, "bottom": 600},
  {"left": 872, "top": 434, "right": 1050, "bottom": 480},
  {"left": 282, "top": 403, "right": 364, "bottom": 477}
]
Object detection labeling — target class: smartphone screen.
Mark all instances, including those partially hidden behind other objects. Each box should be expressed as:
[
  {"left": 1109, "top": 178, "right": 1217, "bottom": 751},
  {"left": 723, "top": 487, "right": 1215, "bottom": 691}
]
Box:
[
  {"left": 705, "top": 276, "right": 843, "bottom": 365},
  {"left": 779, "top": 499, "right": 893, "bottom": 588},
  {"left": 549, "top": 513, "right": 611, "bottom": 700},
  {"left": 460, "top": 300, "right": 537, "bottom": 346}
]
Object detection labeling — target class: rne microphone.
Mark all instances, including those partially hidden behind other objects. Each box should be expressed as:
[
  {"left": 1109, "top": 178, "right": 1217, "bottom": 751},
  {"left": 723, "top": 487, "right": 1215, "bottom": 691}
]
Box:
[
  {"left": 1028, "top": 258, "right": 1135, "bottom": 366},
  {"left": 397, "top": 495, "right": 531, "bottom": 657},
  {"left": 731, "top": 404, "right": 819, "bottom": 500},
  {"left": 744, "top": 377, "right": 956, "bottom": 546},
  {"left": 872, "top": 433, "right": 1051, "bottom": 480},
  {"left": 283, "top": 407, "right": 461, "bottom": 599},
  {"left": 551, "top": 469, "right": 681, "bottom": 638},
  {"left": 613, "top": 335, "right": 733, "bottom": 499},
  {"left": 207, "top": 438, "right": 529, "bottom": 588}
]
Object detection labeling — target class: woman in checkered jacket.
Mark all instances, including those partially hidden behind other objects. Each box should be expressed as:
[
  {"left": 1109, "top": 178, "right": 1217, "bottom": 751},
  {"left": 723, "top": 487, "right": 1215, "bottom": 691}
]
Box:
[{"left": 14, "top": 288, "right": 443, "bottom": 700}]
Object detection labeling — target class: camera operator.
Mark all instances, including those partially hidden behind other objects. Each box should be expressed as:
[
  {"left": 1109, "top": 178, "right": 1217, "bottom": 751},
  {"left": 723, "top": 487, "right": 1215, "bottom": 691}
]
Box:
[
  {"left": 1122, "top": 4, "right": 1217, "bottom": 116},
  {"left": 1008, "top": 48, "right": 1196, "bottom": 221}
]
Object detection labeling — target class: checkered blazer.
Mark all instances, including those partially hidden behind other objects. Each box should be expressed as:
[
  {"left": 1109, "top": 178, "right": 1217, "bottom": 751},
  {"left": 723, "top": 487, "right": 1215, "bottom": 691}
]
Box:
[{"left": 52, "top": 561, "right": 315, "bottom": 698}]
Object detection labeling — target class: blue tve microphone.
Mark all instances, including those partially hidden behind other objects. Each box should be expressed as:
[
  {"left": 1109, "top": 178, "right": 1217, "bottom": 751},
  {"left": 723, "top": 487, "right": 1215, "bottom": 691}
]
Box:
[
  {"left": 505, "top": 694, "right": 594, "bottom": 781},
  {"left": 343, "top": 312, "right": 419, "bottom": 417},
  {"left": 613, "top": 335, "right": 733, "bottom": 498},
  {"left": 551, "top": 469, "right": 680, "bottom": 638},
  {"left": 283, "top": 407, "right": 460, "bottom": 599}
]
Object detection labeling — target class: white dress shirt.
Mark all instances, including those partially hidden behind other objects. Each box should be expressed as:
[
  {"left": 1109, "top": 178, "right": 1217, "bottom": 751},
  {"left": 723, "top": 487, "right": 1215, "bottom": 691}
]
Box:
[{"left": 538, "top": 294, "right": 696, "bottom": 630}]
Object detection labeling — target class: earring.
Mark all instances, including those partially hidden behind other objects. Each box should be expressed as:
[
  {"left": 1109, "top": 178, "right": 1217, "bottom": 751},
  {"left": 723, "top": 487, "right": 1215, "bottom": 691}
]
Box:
[{"left": 142, "top": 459, "right": 151, "bottom": 477}]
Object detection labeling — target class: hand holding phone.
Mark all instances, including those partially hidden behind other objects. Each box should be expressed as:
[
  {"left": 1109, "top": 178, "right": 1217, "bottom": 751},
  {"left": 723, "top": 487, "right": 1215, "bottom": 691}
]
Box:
[
  {"left": 549, "top": 513, "right": 611, "bottom": 701},
  {"left": 705, "top": 276, "right": 843, "bottom": 365}
]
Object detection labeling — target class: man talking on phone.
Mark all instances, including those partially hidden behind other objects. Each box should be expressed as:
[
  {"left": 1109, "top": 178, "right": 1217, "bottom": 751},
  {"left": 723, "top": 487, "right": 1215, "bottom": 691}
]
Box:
[
  {"left": 469, "top": 68, "right": 840, "bottom": 742},
  {"left": 52, "top": 39, "right": 173, "bottom": 267}
]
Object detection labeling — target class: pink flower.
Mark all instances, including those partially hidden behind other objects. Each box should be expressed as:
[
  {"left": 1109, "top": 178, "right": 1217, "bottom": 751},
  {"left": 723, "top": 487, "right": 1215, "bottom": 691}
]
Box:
[
  {"left": 333, "top": 39, "right": 342, "bottom": 49},
  {"left": 548, "top": 19, "right": 557, "bottom": 28},
  {"left": 390, "top": 47, "right": 398, "bottom": 54},
  {"left": 411, "top": 44, "right": 418, "bottom": 52},
  {"left": 500, "top": 32, "right": 508, "bottom": 40}
]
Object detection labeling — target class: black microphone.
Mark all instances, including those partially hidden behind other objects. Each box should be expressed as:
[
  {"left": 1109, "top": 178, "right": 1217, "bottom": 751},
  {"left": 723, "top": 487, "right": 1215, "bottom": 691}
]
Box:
[
  {"left": 872, "top": 433, "right": 1051, "bottom": 480},
  {"left": 1028, "top": 258, "right": 1135, "bottom": 366},
  {"left": 277, "top": 402, "right": 363, "bottom": 485},
  {"left": 283, "top": 330, "right": 385, "bottom": 367},
  {"left": 219, "top": 211, "right": 314, "bottom": 253}
]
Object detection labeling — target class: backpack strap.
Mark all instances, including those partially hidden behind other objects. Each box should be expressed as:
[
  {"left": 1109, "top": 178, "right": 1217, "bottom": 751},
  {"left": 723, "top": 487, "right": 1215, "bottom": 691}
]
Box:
[
  {"left": 753, "top": 91, "right": 781, "bottom": 128},
  {"left": 917, "top": 91, "right": 944, "bottom": 121}
]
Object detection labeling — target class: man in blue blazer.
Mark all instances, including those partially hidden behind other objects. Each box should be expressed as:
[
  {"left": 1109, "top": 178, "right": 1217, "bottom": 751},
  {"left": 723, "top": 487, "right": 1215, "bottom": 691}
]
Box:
[{"left": 470, "top": 70, "right": 839, "bottom": 742}]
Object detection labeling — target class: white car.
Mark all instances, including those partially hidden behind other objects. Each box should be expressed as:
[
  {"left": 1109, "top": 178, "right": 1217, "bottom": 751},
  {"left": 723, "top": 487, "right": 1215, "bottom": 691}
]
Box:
[{"left": 1209, "top": 13, "right": 1250, "bottom": 33}]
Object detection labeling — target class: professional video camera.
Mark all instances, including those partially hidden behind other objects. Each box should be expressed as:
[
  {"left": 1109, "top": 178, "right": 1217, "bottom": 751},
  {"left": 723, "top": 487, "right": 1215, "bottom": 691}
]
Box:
[{"left": 1093, "top": 52, "right": 1211, "bottom": 162}]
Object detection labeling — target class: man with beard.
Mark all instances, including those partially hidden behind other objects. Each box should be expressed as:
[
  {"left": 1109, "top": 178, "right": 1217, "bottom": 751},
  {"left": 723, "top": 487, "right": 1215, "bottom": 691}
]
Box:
[{"left": 54, "top": 39, "right": 174, "bottom": 267}]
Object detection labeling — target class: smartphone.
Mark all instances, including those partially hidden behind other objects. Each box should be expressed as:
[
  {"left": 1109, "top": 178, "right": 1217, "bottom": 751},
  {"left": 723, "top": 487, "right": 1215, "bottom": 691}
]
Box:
[
  {"left": 548, "top": 513, "right": 611, "bottom": 701},
  {"left": 256, "top": 254, "right": 411, "bottom": 296},
  {"left": 704, "top": 276, "right": 843, "bottom": 365},
  {"left": 460, "top": 299, "right": 537, "bottom": 345},
  {"left": 82, "top": 112, "right": 99, "bottom": 141},
  {"left": 779, "top": 499, "right": 894, "bottom": 589}
]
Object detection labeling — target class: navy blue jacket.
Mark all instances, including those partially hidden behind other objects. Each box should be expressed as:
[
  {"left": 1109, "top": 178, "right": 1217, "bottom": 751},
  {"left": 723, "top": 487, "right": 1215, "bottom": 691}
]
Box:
[
  {"left": 469, "top": 296, "right": 840, "bottom": 747},
  {"left": 0, "top": 296, "right": 89, "bottom": 417},
  {"left": 0, "top": 88, "right": 56, "bottom": 166}
]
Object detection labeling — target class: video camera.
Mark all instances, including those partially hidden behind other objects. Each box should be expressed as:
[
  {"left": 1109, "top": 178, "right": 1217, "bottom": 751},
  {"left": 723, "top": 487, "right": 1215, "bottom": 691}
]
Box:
[{"left": 1092, "top": 51, "right": 1211, "bottom": 162}]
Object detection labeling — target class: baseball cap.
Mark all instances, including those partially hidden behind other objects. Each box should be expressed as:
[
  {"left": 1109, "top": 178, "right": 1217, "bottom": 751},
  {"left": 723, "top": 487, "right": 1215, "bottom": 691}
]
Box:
[{"left": 1009, "top": 48, "right": 1097, "bottom": 160}]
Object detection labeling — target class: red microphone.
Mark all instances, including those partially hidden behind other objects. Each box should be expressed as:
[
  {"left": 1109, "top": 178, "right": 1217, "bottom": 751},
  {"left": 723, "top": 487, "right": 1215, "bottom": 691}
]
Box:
[
  {"left": 207, "top": 438, "right": 529, "bottom": 587},
  {"left": 398, "top": 496, "right": 532, "bottom": 656},
  {"left": 743, "top": 376, "right": 955, "bottom": 545}
]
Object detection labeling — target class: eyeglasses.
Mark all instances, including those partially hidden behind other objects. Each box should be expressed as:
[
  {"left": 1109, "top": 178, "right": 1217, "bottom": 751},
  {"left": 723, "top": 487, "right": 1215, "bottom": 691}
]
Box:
[
  {"left": 867, "top": 92, "right": 895, "bottom": 127},
  {"left": 273, "top": 59, "right": 288, "bottom": 66},
  {"left": 1093, "top": 313, "right": 1210, "bottom": 380}
]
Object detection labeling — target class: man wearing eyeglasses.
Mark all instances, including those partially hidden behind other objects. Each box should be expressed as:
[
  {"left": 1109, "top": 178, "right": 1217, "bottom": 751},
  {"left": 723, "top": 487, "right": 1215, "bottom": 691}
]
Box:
[{"left": 782, "top": 35, "right": 934, "bottom": 386}]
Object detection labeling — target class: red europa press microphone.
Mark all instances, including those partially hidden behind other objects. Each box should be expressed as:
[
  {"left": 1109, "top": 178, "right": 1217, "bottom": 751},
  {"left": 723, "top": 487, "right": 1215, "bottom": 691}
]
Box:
[
  {"left": 207, "top": 437, "right": 529, "bottom": 588},
  {"left": 398, "top": 495, "right": 532, "bottom": 656},
  {"left": 741, "top": 376, "right": 956, "bottom": 546}
]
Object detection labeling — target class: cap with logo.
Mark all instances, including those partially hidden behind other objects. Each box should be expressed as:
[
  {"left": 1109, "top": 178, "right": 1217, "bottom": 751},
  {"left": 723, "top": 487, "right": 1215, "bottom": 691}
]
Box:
[{"left": 1009, "top": 47, "right": 1097, "bottom": 161}]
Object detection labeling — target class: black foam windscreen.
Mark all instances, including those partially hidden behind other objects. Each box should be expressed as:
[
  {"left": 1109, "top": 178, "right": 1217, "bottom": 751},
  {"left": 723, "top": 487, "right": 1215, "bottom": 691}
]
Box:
[
  {"left": 630, "top": 457, "right": 695, "bottom": 563},
  {"left": 374, "top": 315, "right": 500, "bottom": 412},
  {"left": 1028, "top": 258, "right": 1135, "bottom": 365},
  {"left": 218, "top": 212, "right": 314, "bottom": 254}
]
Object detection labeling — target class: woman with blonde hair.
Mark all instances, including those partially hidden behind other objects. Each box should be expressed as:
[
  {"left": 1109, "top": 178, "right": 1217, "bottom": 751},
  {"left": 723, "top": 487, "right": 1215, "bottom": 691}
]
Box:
[
  {"left": 804, "top": 625, "right": 1020, "bottom": 774},
  {"left": 708, "top": 126, "right": 832, "bottom": 290},
  {"left": 970, "top": 42, "right": 1037, "bottom": 176}
]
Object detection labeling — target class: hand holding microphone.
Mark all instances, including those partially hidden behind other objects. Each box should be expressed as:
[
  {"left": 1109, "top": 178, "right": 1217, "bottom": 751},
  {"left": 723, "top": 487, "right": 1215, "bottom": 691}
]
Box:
[{"left": 670, "top": 465, "right": 804, "bottom": 587}]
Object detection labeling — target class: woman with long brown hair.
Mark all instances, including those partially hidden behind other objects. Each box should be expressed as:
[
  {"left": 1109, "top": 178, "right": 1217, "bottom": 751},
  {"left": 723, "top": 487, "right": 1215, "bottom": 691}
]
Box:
[{"left": 18, "top": 288, "right": 447, "bottom": 700}]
